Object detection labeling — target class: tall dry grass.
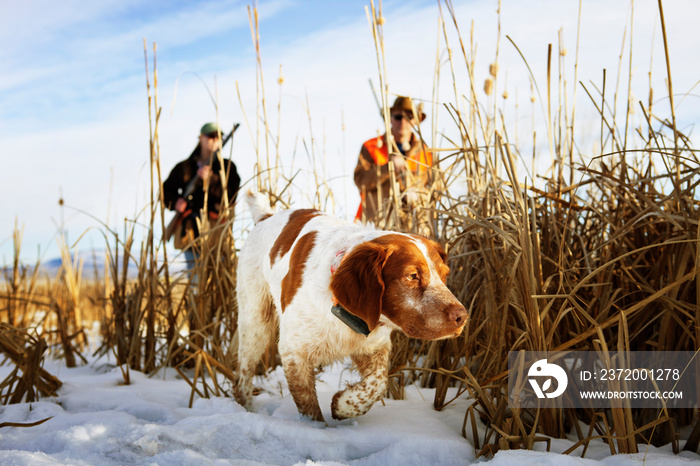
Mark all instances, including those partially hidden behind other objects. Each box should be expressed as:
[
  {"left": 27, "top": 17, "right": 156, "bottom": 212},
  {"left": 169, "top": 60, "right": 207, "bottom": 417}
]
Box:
[
  {"left": 361, "top": 0, "right": 700, "bottom": 456},
  {"left": 0, "top": 0, "right": 698, "bottom": 459}
]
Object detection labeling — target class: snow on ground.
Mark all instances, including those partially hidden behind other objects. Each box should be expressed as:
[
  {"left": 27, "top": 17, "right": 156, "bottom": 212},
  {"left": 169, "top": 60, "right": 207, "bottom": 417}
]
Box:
[{"left": 1, "top": 355, "right": 699, "bottom": 465}]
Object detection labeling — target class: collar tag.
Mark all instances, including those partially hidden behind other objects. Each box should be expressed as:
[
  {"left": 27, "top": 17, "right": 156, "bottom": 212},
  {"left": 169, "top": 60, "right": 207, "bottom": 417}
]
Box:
[
  {"left": 330, "top": 249, "right": 346, "bottom": 275},
  {"left": 331, "top": 304, "right": 370, "bottom": 336}
]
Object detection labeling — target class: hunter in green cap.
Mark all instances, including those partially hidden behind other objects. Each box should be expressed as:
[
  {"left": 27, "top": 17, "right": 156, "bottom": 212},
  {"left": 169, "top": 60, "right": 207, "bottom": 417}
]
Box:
[{"left": 163, "top": 122, "right": 241, "bottom": 274}]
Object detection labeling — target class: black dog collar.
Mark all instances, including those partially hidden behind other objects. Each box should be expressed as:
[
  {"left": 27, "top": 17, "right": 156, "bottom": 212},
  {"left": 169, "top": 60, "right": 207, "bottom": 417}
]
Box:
[{"left": 331, "top": 303, "right": 370, "bottom": 336}]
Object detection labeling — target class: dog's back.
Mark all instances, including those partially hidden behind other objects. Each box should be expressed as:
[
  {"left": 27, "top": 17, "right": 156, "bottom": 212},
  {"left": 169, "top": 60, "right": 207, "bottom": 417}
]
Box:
[{"left": 237, "top": 192, "right": 352, "bottom": 323}]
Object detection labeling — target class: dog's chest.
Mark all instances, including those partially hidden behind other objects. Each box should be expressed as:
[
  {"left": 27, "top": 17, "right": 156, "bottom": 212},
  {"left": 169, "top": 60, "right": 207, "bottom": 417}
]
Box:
[{"left": 282, "top": 310, "right": 393, "bottom": 365}]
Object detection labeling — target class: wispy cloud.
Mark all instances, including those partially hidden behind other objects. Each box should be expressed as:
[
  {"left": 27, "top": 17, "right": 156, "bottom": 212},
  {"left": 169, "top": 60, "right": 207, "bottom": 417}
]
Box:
[{"left": 0, "top": 0, "right": 292, "bottom": 132}]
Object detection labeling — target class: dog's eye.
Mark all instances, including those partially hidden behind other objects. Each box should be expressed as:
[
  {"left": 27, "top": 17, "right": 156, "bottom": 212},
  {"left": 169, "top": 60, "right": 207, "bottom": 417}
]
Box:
[{"left": 407, "top": 272, "right": 419, "bottom": 281}]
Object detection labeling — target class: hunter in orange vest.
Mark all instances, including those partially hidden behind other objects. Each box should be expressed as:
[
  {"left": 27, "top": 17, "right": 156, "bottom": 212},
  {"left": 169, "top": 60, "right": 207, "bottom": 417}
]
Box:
[{"left": 353, "top": 96, "right": 433, "bottom": 224}]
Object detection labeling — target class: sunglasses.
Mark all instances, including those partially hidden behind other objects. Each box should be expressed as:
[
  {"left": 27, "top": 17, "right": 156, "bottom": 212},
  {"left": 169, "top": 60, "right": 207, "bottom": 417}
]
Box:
[
  {"left": 391, "top": 113, "right": 413, "bottom": 122},
  {"left": 204, "top": 133, "right": 221, "bottom": 139}
]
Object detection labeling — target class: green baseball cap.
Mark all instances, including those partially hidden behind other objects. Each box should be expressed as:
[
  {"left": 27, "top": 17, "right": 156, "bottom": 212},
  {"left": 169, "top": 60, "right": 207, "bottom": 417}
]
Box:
[{"left": 200, "top": 122, "right": 222, "bottom": 136}]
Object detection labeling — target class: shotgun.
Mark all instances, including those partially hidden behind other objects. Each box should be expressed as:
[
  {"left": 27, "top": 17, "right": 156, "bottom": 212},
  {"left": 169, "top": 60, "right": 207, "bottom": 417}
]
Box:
[{"left": 163, "top": 123, "right": 240, "bottom": 242}]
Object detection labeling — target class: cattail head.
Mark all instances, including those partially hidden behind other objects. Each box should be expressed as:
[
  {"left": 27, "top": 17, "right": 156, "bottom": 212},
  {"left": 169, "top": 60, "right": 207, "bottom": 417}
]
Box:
[
  {"left": 489, "top": 63, "right": 499, "bottom": 77},
  {"left": 484, "top": 78, "right": 493, "bottom": 96}
]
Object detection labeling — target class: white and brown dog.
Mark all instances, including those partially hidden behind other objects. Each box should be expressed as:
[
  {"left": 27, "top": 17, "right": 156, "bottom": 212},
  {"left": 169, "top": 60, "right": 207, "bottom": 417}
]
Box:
[{"left": 234, "top": 192, "right": 467, "bottom": 422}]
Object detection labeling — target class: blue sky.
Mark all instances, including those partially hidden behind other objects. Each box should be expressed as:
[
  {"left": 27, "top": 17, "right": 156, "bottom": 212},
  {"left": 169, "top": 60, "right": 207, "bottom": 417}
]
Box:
[
  {"left": 2, "top": 0, "right": 363, "bottom": 133},
  {"left": 2, "top": 0, "right": 699, "bottom": 263}
]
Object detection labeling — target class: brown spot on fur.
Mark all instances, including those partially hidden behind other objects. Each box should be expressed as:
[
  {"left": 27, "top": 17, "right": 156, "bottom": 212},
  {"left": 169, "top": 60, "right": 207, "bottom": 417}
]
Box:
[
  {"left": 284, "top": 358, "right": 324, "bottom": 422},
  {"left": 258, "top": 213, "right": 273, "bottom": 222},
  {"left": 270, "top": 209, "right": 321, "bottom": 265},
  {"left": 233, "top": 366, "right": 255, "bottom": 409},
  {"left": 330, "top": 391, "right": 347, "bottom": 419},
  {"left": 280, "top": 231, "right": 317, "bottom": 312},
  {"left": 261, "top": 297, "right": 276, "bottom": 324},
  {"left": 353, "top": 347, "right": 390, "bottom": 378}
]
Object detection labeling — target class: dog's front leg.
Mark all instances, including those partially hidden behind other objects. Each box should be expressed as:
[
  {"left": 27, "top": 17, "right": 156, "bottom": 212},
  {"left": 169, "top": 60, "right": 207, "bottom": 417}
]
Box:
[
  {"left": 281, "top": 353, "right": 325, "bottom": 422},
  {"left": 331, "top": 346, "right": 390, "bottom": 420}
]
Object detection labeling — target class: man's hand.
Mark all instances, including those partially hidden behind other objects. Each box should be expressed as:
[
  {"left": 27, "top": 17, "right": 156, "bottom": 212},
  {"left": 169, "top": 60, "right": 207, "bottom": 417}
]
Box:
[
  {"left": 390, "top": 153, "right": 407, "bottom": 175},
  {"left": 197, "top": 165, "right": 212, "bottom": 181},
  {"left": 175, "top": 198, "right": 188, "bottom": 213}
]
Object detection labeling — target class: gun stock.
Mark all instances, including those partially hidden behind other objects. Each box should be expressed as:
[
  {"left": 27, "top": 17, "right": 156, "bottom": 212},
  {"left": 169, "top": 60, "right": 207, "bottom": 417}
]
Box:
[{"left": 164, "top": 212, "right": 183, "bottom": 242}]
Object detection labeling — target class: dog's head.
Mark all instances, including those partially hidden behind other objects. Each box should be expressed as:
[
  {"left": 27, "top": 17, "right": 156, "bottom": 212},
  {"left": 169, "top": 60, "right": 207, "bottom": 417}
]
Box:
[{"left": 329, "top": 234, "right": 467, "bottom": 340}]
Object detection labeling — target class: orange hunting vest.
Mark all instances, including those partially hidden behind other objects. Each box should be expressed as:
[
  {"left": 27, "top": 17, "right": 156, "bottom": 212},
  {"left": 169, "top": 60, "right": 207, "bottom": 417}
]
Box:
[{"left": 355, "top": 135, "right": 432, "bottom": 221}]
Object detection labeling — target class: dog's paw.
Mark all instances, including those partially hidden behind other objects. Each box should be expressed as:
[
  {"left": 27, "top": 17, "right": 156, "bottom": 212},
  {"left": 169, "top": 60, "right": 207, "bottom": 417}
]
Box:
[
  {"left": 331, "top": 387, "right": 371, "bottom": 420},
  {"left": 232, "top": 383, "right": 253, "bottom": 410}
]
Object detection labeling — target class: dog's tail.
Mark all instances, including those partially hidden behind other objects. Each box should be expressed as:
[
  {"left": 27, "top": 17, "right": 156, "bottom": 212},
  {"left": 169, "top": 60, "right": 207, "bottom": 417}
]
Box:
[{"left": 245, "top": 191, "right": 274, "bottom": 224}]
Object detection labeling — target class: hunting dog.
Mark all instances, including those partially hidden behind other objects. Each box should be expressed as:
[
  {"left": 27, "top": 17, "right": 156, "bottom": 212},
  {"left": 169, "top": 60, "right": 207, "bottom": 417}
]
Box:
[{"left": 233, "top": 192, "right": 467, "bottom": 422}]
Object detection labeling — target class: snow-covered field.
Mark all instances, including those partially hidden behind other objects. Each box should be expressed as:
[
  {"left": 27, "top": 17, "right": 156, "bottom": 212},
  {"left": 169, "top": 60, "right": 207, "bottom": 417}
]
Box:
[{"left": 1, "top": 355, "right": 699, "bottom": 465}]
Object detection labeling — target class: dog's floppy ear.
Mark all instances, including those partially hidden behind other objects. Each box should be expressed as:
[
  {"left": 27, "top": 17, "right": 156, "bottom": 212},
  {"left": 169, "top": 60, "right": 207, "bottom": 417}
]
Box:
[
  {"left": 433, "top": 240, "right": 448, "bottom": 264},
  {"left": 330, "top": 241, "right": 388, "bottom": 332}
]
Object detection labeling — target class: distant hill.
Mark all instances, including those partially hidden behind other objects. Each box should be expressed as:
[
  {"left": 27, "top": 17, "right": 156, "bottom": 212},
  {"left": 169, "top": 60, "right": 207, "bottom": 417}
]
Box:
[{"left": 1, "top": 249, "right": 187, "bottom": 282}]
